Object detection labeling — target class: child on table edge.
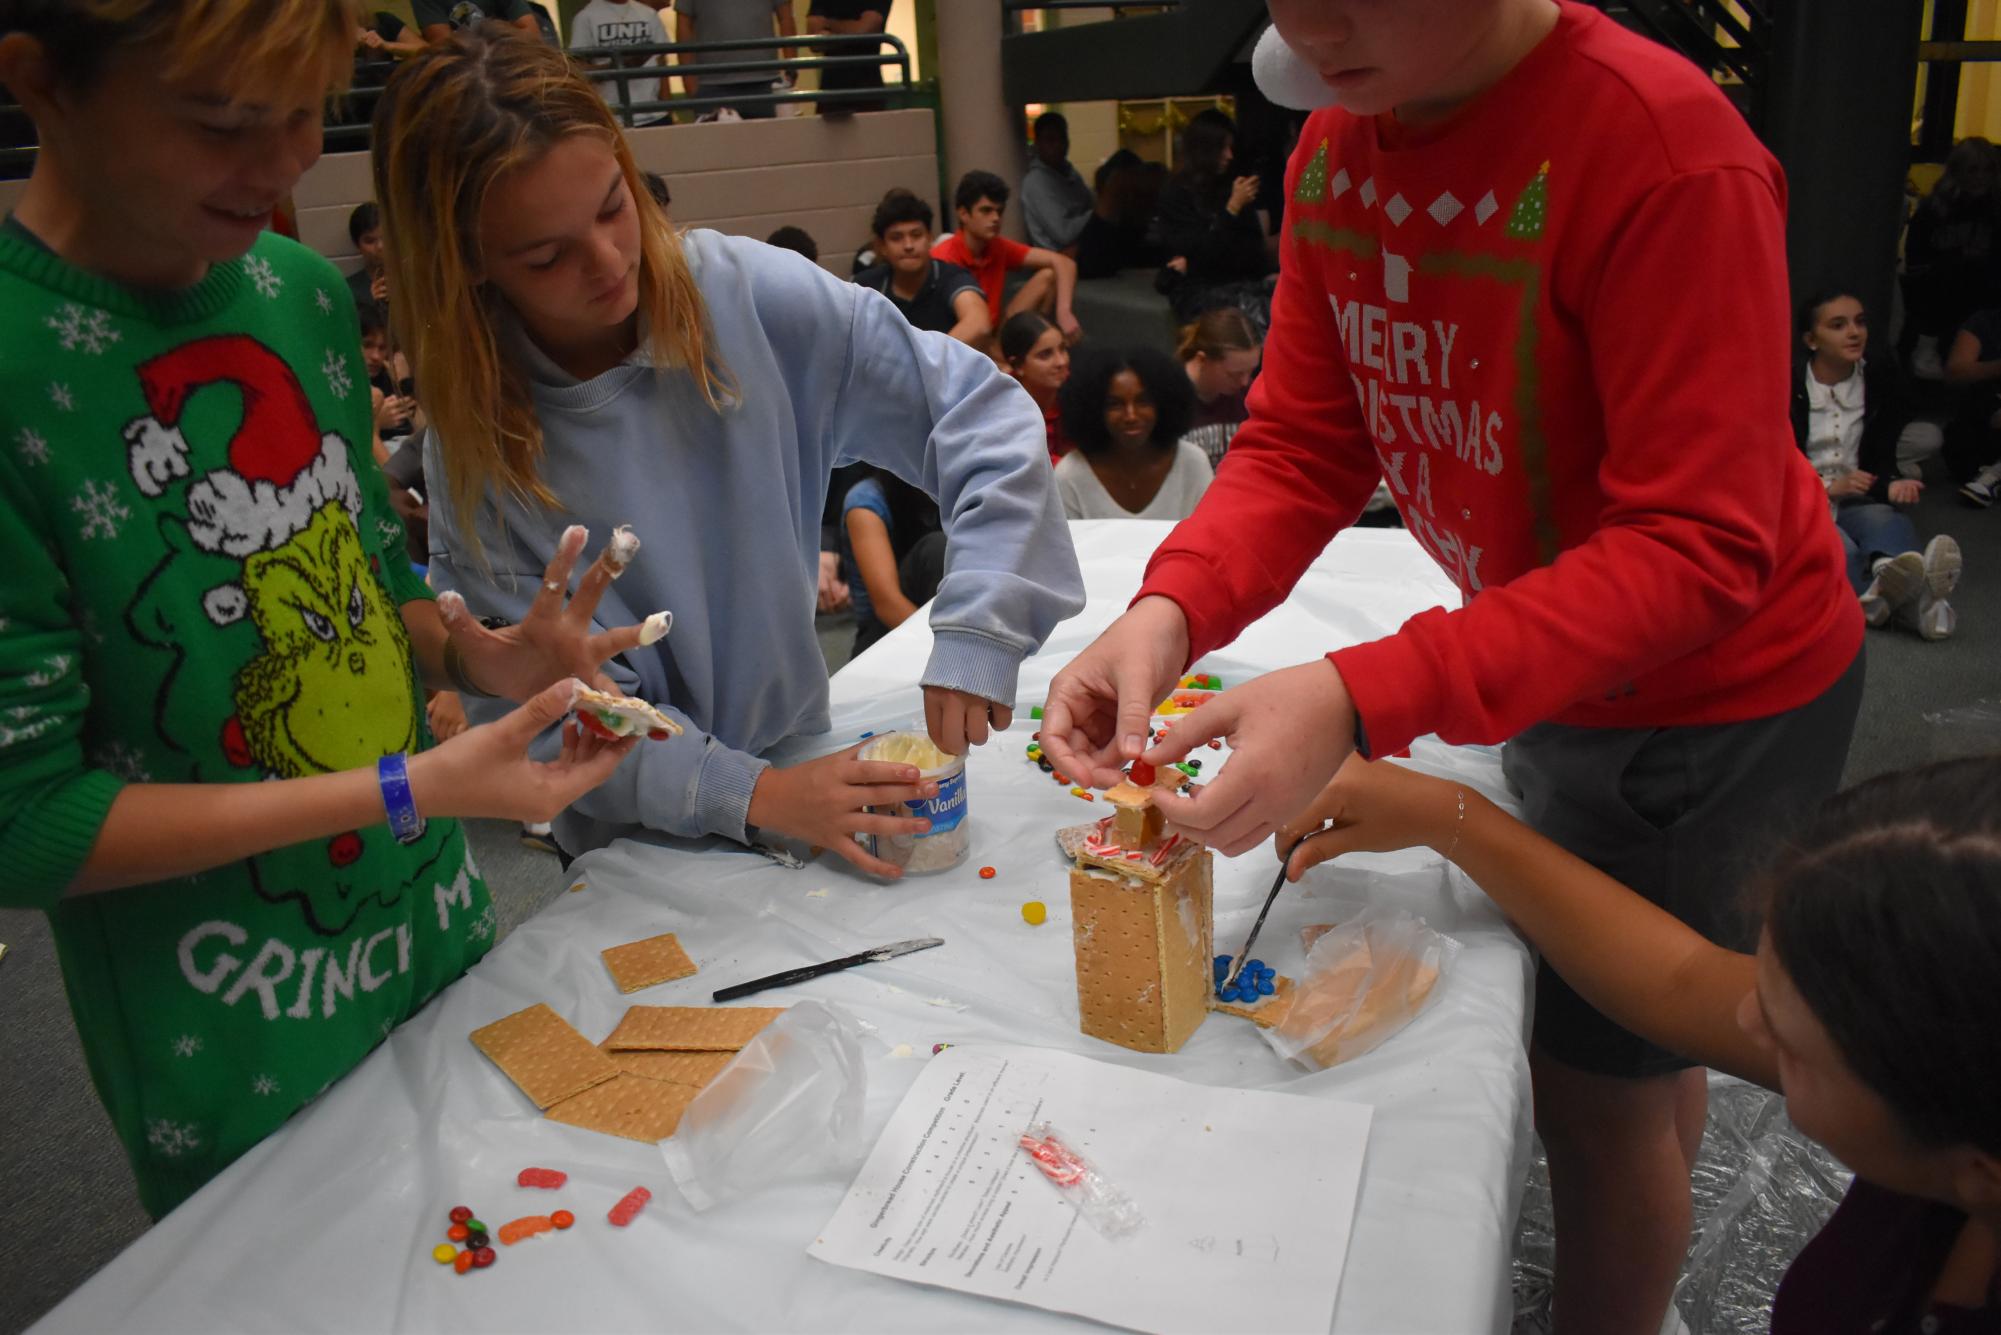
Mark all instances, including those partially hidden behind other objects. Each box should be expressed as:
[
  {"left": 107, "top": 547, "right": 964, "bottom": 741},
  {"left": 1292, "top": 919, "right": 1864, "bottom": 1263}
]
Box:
[{"left": 0, "top": 0, "right": 643, "bottom": 1217}]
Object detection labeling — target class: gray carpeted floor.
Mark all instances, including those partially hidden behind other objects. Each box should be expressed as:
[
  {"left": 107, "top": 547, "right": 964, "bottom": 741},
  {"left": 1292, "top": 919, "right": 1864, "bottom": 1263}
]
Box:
[{"left": 4, "top": 498, "right": 1995, "bottom": 1335}]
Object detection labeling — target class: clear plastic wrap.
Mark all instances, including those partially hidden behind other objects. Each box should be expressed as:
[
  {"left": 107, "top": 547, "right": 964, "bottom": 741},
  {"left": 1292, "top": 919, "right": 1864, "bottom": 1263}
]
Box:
[
  {"left": 660, "top": 1000, "right": 869, "bottom": 1212},
  {"left": 1924, "top": 697, "right": 2001, "bottom": 763},
  {"left": 1017, "top": 1122, "right": 1144, "bottom": 1240},
  {"left": 1262, "top": 907, "right": 1460, "bottom": 1070},
  {"left": 1510, "top": 1076, "right": 1852, "bottom": 1334}
]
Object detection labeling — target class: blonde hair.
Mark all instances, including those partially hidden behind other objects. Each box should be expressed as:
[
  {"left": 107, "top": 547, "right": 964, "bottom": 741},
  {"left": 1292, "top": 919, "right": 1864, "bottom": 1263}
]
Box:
[
  {"left": 1175, "top": 307, "right": 1260, "bottom": 364},
  {"left": 370, "top": 28, "right": 731, "bottom": 548},
  {"left": 26, "top": 0, "right": 359, "bottom": 99}
]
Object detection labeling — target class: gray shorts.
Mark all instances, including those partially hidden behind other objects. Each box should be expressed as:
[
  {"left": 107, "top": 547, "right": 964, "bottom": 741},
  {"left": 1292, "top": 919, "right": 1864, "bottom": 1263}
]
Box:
[{"left": 1502, "top": 647, "right": 1865, "bottom": 1079}]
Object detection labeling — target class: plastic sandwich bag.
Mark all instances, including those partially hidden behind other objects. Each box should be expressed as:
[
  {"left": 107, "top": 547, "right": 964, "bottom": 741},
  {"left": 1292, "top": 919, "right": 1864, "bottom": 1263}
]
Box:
[
  {"left": 1262, "top": 907, "right": 1460, "bottom": 1070},
  {"left": 1924, "top": 697, "right": 2001, "bottom": 763},
  {"left": 661, "top": 1000, "right": 869, "bottom": 1211}
]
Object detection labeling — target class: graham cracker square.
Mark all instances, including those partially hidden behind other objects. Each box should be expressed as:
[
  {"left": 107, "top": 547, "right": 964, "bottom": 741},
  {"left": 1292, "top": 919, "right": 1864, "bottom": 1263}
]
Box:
[
  {"left": 601, "top": 1005, "right": 786, "bottom": 1052},
  {"left": 600, "top": 932, "right": 698, "bottom": 993},
  {"left": 602, "top": 1047, "right": 736, "bottom": 1089},
  {"left": 544, "top": 1073, "right": 699, "bottom": 1142},
  {"left": 470, "top": 1003, "right": 619, "bottom": 1109}
]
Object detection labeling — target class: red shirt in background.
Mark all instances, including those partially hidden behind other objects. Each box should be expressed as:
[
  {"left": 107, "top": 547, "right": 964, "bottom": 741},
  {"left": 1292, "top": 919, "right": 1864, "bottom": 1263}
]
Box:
[
  {"left": 1135, "top": 1, "right": 1858, "bottom": 757},
  {"left": 933, "top": 232, "right": 1032, "bottom": 325},
  {"left": 1042, "top": 401, "right": 1074, "bottom": 465}
]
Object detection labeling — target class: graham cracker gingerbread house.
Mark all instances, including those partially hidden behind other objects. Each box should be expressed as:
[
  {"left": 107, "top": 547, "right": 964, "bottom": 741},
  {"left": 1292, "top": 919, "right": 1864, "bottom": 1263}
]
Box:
[{"left": 1059, "top": 763, "right": 1214, "bottom": 1054}]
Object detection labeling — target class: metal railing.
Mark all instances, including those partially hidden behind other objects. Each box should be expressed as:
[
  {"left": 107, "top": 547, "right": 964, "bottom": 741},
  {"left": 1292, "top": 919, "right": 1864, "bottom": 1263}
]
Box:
[
  {"left": 1616, "top": 0, "right": 1771, "bottom": 88},
  {"left": 1002, "top": 1, "right": 1187, "bottom": 11},
  {"left": 0, "top": 31, "right": 913, "bottom": 174}
]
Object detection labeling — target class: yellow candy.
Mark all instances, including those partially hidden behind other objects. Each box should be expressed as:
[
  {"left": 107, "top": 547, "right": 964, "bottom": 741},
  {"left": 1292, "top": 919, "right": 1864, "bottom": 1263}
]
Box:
[
  {"left": 431, "top": 1243, "right": 458, "bottom": 1265},
  {"left": 1021, "top": 900, "right": 1047, "bottom": 926}
]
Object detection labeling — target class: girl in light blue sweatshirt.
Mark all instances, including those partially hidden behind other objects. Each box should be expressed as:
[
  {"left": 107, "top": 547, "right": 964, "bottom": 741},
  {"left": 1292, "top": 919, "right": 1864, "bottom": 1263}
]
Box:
[{"left": 372, "top": 31, "right": 1082, "bottom": 876}]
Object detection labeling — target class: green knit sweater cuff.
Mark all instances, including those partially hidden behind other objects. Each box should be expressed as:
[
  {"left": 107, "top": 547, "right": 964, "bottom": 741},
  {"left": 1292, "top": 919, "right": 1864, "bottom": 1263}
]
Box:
[{"left": 11, "top": 770, "right": 125, "bottom": 910}]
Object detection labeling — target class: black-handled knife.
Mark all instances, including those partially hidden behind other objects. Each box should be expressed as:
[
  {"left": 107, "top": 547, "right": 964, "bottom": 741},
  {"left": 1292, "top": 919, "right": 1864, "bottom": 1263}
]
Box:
[{"left": 711, "top": 937, "right": 945, "bottom": 1003}]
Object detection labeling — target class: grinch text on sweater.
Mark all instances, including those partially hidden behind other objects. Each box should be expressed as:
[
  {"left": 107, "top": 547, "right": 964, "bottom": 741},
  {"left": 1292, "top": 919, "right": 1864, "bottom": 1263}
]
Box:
[{"left": 175, "top": 865, "right": 479, "bottom": 1020}]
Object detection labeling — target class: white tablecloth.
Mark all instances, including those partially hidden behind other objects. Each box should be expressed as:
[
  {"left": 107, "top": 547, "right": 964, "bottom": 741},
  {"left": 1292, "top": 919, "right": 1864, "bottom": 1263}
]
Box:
[{"left": 38, "top": 521, "right": 1533, "bottom": 1335}]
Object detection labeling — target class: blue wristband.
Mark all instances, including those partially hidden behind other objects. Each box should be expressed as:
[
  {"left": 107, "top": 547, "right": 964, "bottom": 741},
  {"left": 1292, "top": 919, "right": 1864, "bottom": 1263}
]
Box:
[{"left": 378, "top": 752, "right": 425, "bottom": 844}]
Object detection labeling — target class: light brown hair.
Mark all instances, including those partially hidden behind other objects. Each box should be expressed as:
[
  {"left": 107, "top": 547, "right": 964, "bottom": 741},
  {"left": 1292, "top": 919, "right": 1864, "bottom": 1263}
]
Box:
[
  {"left": 1175, "top": 307, "right": 1260, "bottom": 364},
  {"left": 370, "top": 28, "right": 731, "bottom": 548}
]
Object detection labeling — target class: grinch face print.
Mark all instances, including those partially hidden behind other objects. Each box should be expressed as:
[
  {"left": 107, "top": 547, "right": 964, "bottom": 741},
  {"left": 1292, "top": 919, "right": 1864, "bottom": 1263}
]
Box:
[
  {"left": 119, "top": 334, "right": 447, "bottom": 939},
  {"left": 235, "top": 504, "right": 416, "bottom": 777}
]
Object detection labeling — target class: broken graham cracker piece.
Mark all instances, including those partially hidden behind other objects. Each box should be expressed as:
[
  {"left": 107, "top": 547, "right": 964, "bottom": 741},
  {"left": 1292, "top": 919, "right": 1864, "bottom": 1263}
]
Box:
[
  {"left": 1102, "top": 780, "right": 1165, "bottom": 850},
  {"left": 545, "top": 1073, "right": 699, "bottom": 1142},
  {"left": 601, "top": 1004, "right": 786, "bottom": 1052},
  {"left": 1208, "top": 974, "right": 1297, "bottom": 1029},
  {"left": 602, "top": 1047, "right": 735, "bottom": 1089},
  {"left": 471, "top": 1003, "right": 620, "bottom": 1109},
  {"left": 600, "top": 932, "right": 698, "bottom": 993}
]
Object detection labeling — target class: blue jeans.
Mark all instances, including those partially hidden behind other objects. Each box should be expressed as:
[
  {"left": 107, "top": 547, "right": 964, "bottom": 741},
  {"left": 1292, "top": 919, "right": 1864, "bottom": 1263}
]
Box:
[{"left": 1835, "top": 500, "right": 1919, "bottom": 593}]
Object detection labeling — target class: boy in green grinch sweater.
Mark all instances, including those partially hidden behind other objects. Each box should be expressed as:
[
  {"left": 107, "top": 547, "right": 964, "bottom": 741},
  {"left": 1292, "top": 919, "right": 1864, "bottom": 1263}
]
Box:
[{"left": 0, "top": 0, "right": 654, "bottom": 1217}]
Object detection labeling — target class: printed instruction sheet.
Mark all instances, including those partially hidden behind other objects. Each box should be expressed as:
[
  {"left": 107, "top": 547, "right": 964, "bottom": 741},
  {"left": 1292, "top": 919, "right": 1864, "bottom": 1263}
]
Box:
[{"left": 809, "top": 1045, "right": 1372, "bottom": 1333}]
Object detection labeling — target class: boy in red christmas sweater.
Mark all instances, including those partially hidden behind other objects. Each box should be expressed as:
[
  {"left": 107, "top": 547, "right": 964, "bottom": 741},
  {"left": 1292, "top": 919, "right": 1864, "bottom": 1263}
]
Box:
[{"left": 1041, "top": 3, "right": 1862, "bottom": 1331}]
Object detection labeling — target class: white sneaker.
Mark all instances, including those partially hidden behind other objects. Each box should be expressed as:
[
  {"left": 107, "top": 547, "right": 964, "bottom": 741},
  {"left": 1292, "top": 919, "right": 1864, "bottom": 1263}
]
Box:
[
  {"left": 1900, "top": 593, "right": 1958, "bottom": 641},
  {"left": 1923, "top": 533, "right": 1963, "bottom": 600},
  {"left": 1961, "top": 462, "right": 2001, "bottom": 508},
  {"left": 1862, "top": 551, "right": 1926, "bottom": 626}
]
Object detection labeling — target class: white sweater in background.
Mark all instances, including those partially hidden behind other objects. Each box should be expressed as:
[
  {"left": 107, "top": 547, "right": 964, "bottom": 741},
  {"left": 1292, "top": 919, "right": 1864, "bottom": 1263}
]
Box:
[{"left": 1054, "top": 441, "right": 1214, "bottom": 520}]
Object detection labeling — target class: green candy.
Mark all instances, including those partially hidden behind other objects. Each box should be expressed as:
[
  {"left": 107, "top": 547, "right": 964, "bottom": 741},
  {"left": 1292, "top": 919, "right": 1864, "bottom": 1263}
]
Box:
[
  {"left": 1030, "top": 706, "right": 1044, "bottom": 720},
  {"left": 467, "top": 1219, "right": 486, "bottom": 1234}
]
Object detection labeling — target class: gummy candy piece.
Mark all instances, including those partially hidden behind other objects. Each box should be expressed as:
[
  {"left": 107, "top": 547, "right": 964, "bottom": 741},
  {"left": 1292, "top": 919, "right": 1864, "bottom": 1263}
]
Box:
[
  {"left": 1030, "top": 707, "right": 1044, "bottom": 719},
  {"left": 575, "top": 710, "right": 622, "bottom": 741},
  {"left": 1070, "top": 787, "right": 1094, "bottom": 800},
  {"left": 608, "top": 1186, "right": 652, "bottom": 1227},
  {"left": 517, "top": 1167, "right": 567, "bottom": 1190},
  {"left": 1257, "top": 978, "right": 1276, "bottom": 996},
  {"left": 551, "top": 1210, "right": 575, "bottom": 1229},
  {"left": 1129, "top": 759, "right": 1156, "bottom": 786},
  {"left": 932, "top": 1043, "right": 953, "bottom": 1055},
  {"left": 1021, "top": 900, "right": 1047, "bottom": 926},
  {"left": 979, "top": 866, "right": 997, "bottom": 879},
  {"left": 1219, "top": 986, "right": 1241, "bottom": 1003},
  {"left": 499, "top": 1215, "right": 554, "bottom": 1246}
]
